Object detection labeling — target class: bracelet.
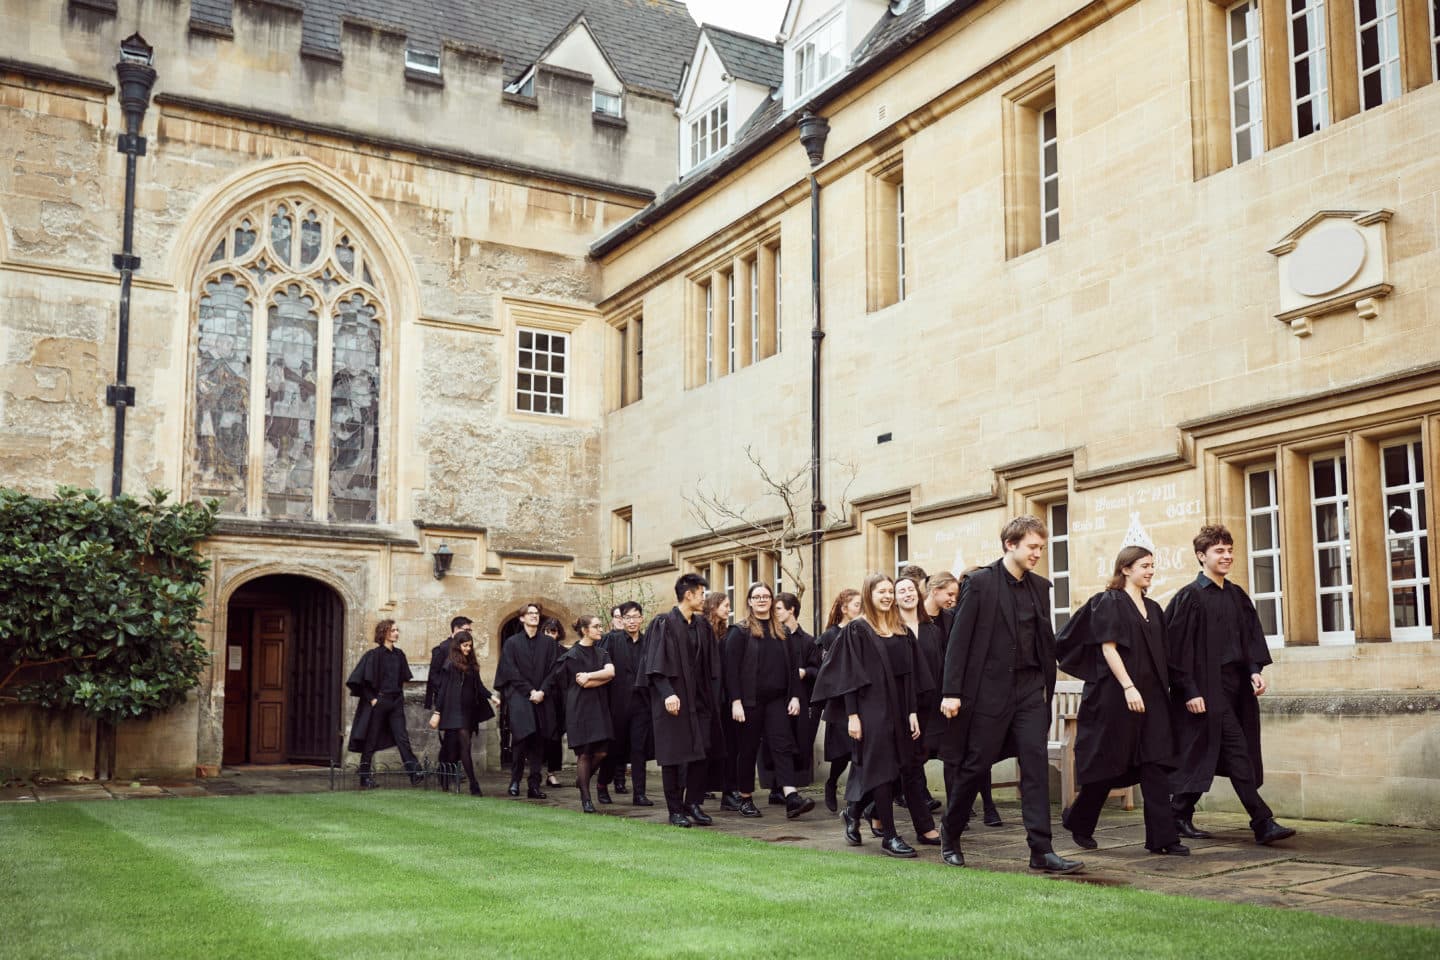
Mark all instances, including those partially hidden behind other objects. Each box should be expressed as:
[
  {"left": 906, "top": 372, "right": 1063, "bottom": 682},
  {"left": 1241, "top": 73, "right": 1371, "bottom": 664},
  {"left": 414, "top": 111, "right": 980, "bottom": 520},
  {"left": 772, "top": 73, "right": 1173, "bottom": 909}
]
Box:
[{"left": 1123, "top": 684, "right": 1136, "bottom": 691}]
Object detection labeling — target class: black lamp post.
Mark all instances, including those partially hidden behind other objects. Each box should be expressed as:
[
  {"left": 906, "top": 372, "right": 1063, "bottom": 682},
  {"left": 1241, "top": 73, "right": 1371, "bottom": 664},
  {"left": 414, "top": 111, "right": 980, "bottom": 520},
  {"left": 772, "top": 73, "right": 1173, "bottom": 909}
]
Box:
[
  {"left": 108, "top": 33, "right": 156, "bottom": 499},
  {"left": 432, "top": 542, "right": 455, "bottom": 580},
  {"left": 798, "top": 112, "right": 830, "bottom": 636}
]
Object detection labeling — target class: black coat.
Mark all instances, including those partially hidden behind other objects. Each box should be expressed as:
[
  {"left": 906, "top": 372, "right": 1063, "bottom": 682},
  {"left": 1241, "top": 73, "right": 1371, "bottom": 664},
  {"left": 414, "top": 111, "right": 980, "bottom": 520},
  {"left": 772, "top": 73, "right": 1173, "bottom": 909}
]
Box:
[
  {"left": 432, "top": 661, "right": 496, "bottom": 732},
  {"left": 424, "top": 636, "right": 452, "bottom": 711},
  {"left": 548, "top": 642, "right": 615, "bottom": 752},
  {"left": 345, "top": 646, "right": 412, "bottom": 754},
  {"left": 599, "top": 628, "right": 648, "bottom": 726},
  {"left": 810, "top": 619, "right": 923, "bottom": 798},
  {"left": 787, "top": 625, "right": 823, "bottom": 781},
  {"left": 818, "top": 625, "right": 852, "bottom": 761},
  {"left": 1057, "top": 590, "right": 1179, "bottom": 786},
  {"left": 638, "top": 607, "right": 722, "bottom": 766},
  {"left": 935, "top": 559, "right": 1057, "bottom": 764},
  {"left": 916, "top": 608, "right": 952, "bottom": 755},
  {"left": 721, "top": 621, "right": 802, "bottom": 708},
  {"left": 493, "top": 630, "right": 559, "bottom": 743},
  {"left": 1165, "top": 575, "right": 1272, "bottom": 794}
]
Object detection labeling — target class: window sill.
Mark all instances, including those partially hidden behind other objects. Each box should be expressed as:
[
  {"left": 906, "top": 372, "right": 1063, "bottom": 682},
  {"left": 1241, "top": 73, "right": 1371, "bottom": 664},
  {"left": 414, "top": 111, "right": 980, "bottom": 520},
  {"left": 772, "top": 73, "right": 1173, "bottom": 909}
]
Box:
[
  {"left": 593, "top": 112, "right": 627, "bottom": 130},
  {"left": 404, "top": 67, "right": 444, "bottom": 89},
  {"left": 503, "top": 92, "right": 538, "bottom": 110}
]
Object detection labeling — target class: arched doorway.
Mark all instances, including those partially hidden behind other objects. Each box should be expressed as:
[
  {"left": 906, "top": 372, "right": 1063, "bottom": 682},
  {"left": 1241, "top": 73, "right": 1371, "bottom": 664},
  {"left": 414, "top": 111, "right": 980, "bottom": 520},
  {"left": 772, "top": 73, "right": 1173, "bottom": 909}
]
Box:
[{"left": 222, "top": 574, "right": 344, "bottom": 766}]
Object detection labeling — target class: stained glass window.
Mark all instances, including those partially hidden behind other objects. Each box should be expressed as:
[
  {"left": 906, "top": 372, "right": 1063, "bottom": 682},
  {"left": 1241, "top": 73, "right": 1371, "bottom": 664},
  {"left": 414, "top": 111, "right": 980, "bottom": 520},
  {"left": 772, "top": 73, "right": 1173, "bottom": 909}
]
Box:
[
  {"left": 330, "top": 293, "right": 381, "bottom": 522},
  {"left": 264, "top": 282, "right": 318, "bottom": 519},
  {"left": 194, "top": 273, "right": 252, "bottom": 512}
]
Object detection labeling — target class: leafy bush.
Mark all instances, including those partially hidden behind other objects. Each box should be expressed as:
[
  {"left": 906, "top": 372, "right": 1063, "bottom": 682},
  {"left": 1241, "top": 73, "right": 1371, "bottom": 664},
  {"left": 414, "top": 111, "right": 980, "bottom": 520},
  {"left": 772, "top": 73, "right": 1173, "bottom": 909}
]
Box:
[{"left": 0, "top": 486, "right": 218, "bottom": 722}]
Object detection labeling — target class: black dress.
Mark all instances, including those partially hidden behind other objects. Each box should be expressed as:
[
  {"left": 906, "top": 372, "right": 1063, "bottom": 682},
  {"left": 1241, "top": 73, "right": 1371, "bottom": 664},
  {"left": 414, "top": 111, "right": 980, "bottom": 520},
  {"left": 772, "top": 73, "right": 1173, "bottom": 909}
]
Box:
[
  {"left": 549, "top": 643, "right": 615, "bottom": 755},
  {"left": 433, "top": 663, "right": 496, "bottom": 733},
  {"left": 914, "top": 610, "right": 950, "bottom": 762}
]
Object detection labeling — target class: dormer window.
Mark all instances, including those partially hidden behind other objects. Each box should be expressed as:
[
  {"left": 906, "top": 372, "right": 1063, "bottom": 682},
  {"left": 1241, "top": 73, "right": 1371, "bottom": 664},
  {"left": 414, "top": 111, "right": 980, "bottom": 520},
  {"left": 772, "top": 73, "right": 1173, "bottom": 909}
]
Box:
[
  {"left": 593, "top": 89, "right": 624, "bottom": 118},
  {"left": 404, "top": 48, "right": 441, "bottom": 76},
  {"left": 686, "top": 96, "right": 729, "bottom": 171},
  {"left": 787, "top": 10, "right": 845, "bottom": 105}
]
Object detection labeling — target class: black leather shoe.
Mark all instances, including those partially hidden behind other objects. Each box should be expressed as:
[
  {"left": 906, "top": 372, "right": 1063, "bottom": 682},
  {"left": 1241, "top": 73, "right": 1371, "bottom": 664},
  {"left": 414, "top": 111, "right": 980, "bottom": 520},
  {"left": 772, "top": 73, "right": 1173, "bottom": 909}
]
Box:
[
  {"left": 1253, "top": 819, "right": 1296, "bottom": 845},
  {"left": 1071, "top": 832, "right": 1098, "bottom": 850},
  {"left": 719, "top": 791, "right": 743, "bottom": 812},
  {"left": 824, "top": 780, "right": 838, "bottom": 813},
  {"left": 916, "top": 833, "right": 942, "bottom": 846},
  {"left": 687, "top": 804, "right": 714, "bottom": 826},
  {"left": 738, "top": 798, "right": 762, "bottom": 818},
  {"left": 581, "top": 799, "right": 597, "bottom": 814},
  {"left": 1147, "top": 842, "right": 1191, "bottom": 856},
  {"left": 984, "top": 806, "right": 1004, "bottom": 827},
  {"left": 870, "top": 821, "right": 885, "bottom": 839},
  {"left": 928, "top": 797, "right": 943, "bottom": 813},
  {"left": 469, "top": 783, "right": 483, "bottom": 797},
  {"left": 669, "top": 813, "right": 691, "bottom": 827},
  {"left": 940, "top": 831, "right": 965, "bottom": 867},
  {"left": 842, "top": 808, "right": 863, "bottom": 845},
  {"left": 597, "top": 785, "right": 612, "bottom": 805},
  {"left": 527, "top": 787, "right": 548, "bottom": 800},
  {"left": 546, "top": 775, "right": 563, "bottom": 788},
  {"left": 769, "top": 789, "right": 785, "bottom": 805},
  {"left": 507, "top": 780, "right": 520, "bottom": 797},
  {"left": 881, "top": 836, "right": 918, "bottom": 859},
  {"left": 1175, "top": 818, "right": 1213, "bottom": 840},
  {"left": 1029, "top": 852, "right": 1085, "bottom": 874},
  {"left": 785, "top": 793, "right": 815, "bottom": 819},
  {"left": 632, "top": 794, "right": 655, "bottom": 807},
  {"left": 614, "top": 778, "right": 628, "bottom": 795}
]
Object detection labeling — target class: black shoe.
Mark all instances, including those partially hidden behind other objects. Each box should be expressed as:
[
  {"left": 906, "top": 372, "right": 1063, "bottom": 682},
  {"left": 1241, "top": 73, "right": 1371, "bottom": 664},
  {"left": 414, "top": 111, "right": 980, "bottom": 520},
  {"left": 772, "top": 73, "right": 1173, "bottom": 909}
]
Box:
[
  {"left": 940, "top": 831, "right": 964, "bottom": 867},
  {"left": 527, "top": 787, "right": 548, "bottom": 800},
  {"left": 984, "top": 806, "right": 1004, "bottom": 827},
  {"left": 870, "top": 822, "right": 885, "bottom": 839},
  {"left": 669, "top": 813, "right": 692, "bottom": 827},
  {"left": 916, "top": 833, "right": 942, "bottom": 846},
  {"left": 881, "top": 836, "right": 918, "bottom": 858},
  {"left": 546, "top": 775, "right": 563, "bottom": 788},
  {"left": 614, "top": 778, "right": 628, "bottom": 795},
  {"left": 1175, "top": 818, "right": 1213, "bottom": 840},
  {"left": 842, "top": 808, "right": 863, "bottom": 845},
  {"left": 769, "top": 789, "right": 785, "bottom": 805},
  {"left": 1147, "top": 842, "right": 1191, "bottom": 855},
  {"left": 409, "top": 772, "right": 425, "bottom": 786},
  {"left": 359, "top": 776, "right": 377, "bottom": 790},
  {"left": 507, "top": 780, "right": 520, "bottom": 797},
  {"left": 469, "top": 783, "right": 483, "bottom": 797},
  {"left": 738, "top": 798, "right": 762, "bottom": 818},
  {"left": 784, "top": 793, "right": 814, "bottom": 819},
  {"left": 928, "top": 797, "right": 942, "bottom": 813},
  {"left": 1253, "top": 819, "right": 1296, "bottom": 845},
  {"left": 581, "top": 799, "right": 597, "bottom": 814},
  {"left": 1029, "top": 852, "right": 1085, "bottom": 874},
  {"left": 633, "top": 794, "right": 655, "bottom": 807},
  {"left": 720, "top": 791, "right": 744, "bottom": 812},
  {"left": 824, "top": 780, "right": 838, "bottom": 813},
  {"left": 1071, "top": 833, "right": 1098, "bottom": 850},
  {"left": 687, "top": 804, "right": 714, "bottom": 826},
  {"left": 597, "top": 785, "right": 613, "bottom": 805}
]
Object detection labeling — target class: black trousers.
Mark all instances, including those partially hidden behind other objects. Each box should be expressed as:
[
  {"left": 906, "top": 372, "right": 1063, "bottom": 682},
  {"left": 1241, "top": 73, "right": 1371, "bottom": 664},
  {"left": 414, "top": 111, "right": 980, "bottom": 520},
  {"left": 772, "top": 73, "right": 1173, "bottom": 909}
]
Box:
[
  {"left": 510, "top": 732, "right": 545, "bottom": 788},
  {"left": 661, "top": 758, "right": 709, "bottom": 815},
  {"left": 1171, "top": 667, "right": 1273, "bottom": 827},
  {"left": 1069, "top": 763, "right": 1176, "bottom": 849},
  {"left": 735, "top": 695, "right": 799, "bottom": 794},
  {"left": 942, "top": 670, "right": 1053, "bottom": 854},
  {"left": 897, "top": 762, "right": 936, "bottom": 834},
  {"left": 359, "top": 693, "right": 418, "bottom": 774}
]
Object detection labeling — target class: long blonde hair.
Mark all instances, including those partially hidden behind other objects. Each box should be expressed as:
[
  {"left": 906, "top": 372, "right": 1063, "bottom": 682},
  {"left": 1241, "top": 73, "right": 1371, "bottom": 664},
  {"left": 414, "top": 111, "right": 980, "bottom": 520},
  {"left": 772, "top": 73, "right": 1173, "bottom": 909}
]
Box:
[{"left": 859, "top": 572, "right": 904, "bottom": 636}]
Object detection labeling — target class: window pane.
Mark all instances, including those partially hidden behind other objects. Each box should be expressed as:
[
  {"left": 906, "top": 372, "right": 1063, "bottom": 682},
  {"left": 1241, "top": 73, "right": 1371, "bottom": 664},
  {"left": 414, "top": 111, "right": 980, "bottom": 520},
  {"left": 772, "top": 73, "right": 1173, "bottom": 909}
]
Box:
[
  {"left": 1313, "top": 458, "right": 1336, "bottom": 497},
  {"left": 1318, "top": 546, "right": 1345, "bottom": 587},
  {"left": 1319, "top": 593, "right": 1346, "bottom": 631},
  {"left": 1253, "top": 555, "right": 1277, "bottom": 593},
  {"left": 1315, "top": 503, "right": 1339, "bottom": 542},
  {"left": 1383, "top": 443, "right": 1409, "bottom": 484},
  {"left": 329, "top": 293, "right": 380, "bottom": 523},
  {"left": 1053, "top": 578, "right": 1070, "bottom": 610},
  {"left": 1051, "top": 502, "right": 1068, "bottom": 531},
  {"left": 1248, "top": 469, "right": 1272, "bottom": 507},
  {"left": 194, "top": 273, "right": 253, "bottom": 513},
  {"left": 1257, "top": 598, "right": 1279, "bottom": 637},
  {"left": 263, "top": 282, "right": 319, "bottom": 519},
  {"left": 1051, "top": 539, "right": 1069, "bottom": 570},
  {"left": 519, "top": 330, "right": 532, "bottom": 349},
  {"left": 1392, "top": 587, "right": 1420, "bottom": 628},
  {"left": 1250, "top": 514, "right": 1273, "bottom": 551}
]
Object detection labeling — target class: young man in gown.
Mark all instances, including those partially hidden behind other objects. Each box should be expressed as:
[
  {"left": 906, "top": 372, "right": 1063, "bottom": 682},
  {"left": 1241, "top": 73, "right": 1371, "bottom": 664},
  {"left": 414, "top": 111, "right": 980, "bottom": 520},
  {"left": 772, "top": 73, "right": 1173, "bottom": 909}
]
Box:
[
  {"left": 494, "top": 603, "right": 558, "bottom": 799},
  {"left": 598, "top": 601, "right": 654, "bottom": 806}
]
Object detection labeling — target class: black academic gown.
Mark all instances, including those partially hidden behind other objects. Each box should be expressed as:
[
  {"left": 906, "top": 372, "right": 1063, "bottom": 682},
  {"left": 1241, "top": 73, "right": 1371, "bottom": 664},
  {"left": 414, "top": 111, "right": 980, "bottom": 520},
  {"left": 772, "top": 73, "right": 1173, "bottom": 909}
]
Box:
[
  {"left": 493, "top": 629, "right": 559, "bottom": 743},
  {"left": 548, "top": 643, "right": 615, "bottom": 753},
  {"left": 934, "top": 559, "right": 1057, "bottom": 765},
  {"left": 424, "top": 636, "right": 452, "bottom": 712},
  {"left": 722, "top": 620, "right": 803, "bottom": 708},
  {"left": 432, "top": 662, "right": 497, "bottom": 733},
  {"left": 780, "top": 625, "right": 823, "bottom": 784},
  {"left": 600, "top": 629, "right": 650, "bottom": 752},
  {"left": 345, "top": 645, "right": 413, "bottom": 753},
  {"left": 638, "top": 607, "right": 722, "bottom": 767},
  {"left": 1164, "top": 575, "right": 1272, "bottom": 795},
  {"left": 817, "top": 625, "right": 854, "bottom": 762},
  {"left": 1057, "top": 590, "right": 1179, "bottom": 787},
  {"left": 810, "top": 619, "right": 921, "bottom": 800},
  {"left": 915, "top": 609, "right": 952, "bottom": 758}
]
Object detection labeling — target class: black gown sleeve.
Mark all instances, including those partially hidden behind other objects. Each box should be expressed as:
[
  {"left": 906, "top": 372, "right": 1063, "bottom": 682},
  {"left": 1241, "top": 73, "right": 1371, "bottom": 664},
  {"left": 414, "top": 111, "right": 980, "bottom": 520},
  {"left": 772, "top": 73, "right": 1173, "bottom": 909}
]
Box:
[
  {"left": 1163, "top": 588, "right": 1203, "bottom": 702},
  {"left": 941, "top": 575, "right": 982, "bottom": 698},
  {"left": 722, "top": 625, "right": 746, "bottom": 705}
]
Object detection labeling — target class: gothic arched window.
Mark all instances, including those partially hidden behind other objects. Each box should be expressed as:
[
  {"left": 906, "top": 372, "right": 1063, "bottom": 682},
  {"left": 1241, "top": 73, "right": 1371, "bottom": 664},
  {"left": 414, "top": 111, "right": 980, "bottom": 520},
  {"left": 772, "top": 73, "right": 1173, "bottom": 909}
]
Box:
[{"left": 192, "top": 193, "right": 384, "bottom": 523}]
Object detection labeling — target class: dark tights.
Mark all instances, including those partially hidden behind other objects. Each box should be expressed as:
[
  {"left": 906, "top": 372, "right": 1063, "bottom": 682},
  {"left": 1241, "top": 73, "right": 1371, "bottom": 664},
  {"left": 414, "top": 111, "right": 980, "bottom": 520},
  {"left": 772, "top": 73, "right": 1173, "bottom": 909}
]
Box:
[
  {"left": 441, "top": 727, "right": 479, "bottom": 790},
  {"left": 827, "top": 757, "right": 849, "bottom": 790},
  {"left": 576, "top": 749, "right": 609, "bottom": 803}
]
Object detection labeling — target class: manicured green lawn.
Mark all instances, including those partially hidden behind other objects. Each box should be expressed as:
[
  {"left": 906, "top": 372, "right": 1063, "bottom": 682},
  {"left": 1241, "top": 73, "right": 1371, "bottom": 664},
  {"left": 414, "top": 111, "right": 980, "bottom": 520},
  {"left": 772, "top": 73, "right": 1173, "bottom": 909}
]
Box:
[{"left": 1, "top": 793, "right": 1435, "bottom": 959}]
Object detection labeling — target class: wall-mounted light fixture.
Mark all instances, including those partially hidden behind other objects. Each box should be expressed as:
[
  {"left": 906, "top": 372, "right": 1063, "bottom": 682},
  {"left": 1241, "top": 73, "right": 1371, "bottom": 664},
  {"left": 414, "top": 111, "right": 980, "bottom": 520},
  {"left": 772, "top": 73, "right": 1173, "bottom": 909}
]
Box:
[{"left": 432, "top": 542, "right": 454, "bottom": 580}]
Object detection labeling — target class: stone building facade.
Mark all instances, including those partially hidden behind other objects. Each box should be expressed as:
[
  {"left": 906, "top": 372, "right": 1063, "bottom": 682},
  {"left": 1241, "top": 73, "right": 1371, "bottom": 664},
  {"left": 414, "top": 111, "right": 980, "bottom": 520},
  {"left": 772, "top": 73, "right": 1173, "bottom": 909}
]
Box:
[{"left": 3, "top": 0, "right": 1438, "bottom": 828}]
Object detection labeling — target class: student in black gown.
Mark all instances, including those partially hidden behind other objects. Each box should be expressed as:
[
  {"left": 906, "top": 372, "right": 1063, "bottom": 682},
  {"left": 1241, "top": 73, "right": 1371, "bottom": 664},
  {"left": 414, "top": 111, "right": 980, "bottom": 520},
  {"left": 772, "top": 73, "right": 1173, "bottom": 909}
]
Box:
[
  {"left": 428, "top": 630, "right": 498, "bottom": 796},
  {"left": 811, "top": 573, "right": 925, "bottom": 859},
  {"left": 598, "top": 601, "right": 652, "bottom": 805},
  {"left": 1057, "top": 544, "right": 1189, "bottom": 854},
  {"left": 818, "top": 588, "right": 862, "bottom": 812},
  {"left": 423, "top": 615, "right": 472, "bottom": 781},
  {"left": 757, "top": 591, "right": 820, "bottom": 800},
  {"left": 346, "top": 619, "right": 421, "bottom": 787},
  {"left": 494, "top": 602, "right": 558, "bottom": 799},
  {"left": 540, "top": 617, "right": 568, "bottom": 789},
  {"left": 703, "top": 591, "right": 740, "bottom": 810},
  {"left": 549, "top": 615, "right": 616, "bottom": 813},
  {"left": 723, "top": 582, "right": 816, "bottom": 819},
  {"left": 639, "top": 572, "right": 724, "bottom": 827}
]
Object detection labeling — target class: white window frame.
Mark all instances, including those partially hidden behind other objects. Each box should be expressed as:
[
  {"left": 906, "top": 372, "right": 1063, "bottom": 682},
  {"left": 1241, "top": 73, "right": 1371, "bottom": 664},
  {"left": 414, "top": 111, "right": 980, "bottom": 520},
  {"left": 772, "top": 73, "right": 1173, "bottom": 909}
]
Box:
[
  {"left": 704, "top": 282, "right": 714, "bottom": 384},
  {"left": 895, "top": 180, "right": 907, "bottom": 300},
  {"left": 1048, "top": 502, "right": 1071, "bottom": 631},
  {"left": 746, "top": 555, "right": 760, "bottom": 590},
  {"left": 1245, "top": 466, "right": 1285, "bottom": 647},
  {"left": 726, "top": 270, "right": 736, "bottom": 374},
  {"left": 724, "top": 560, "right": 736, "bottom": 615},
  {"left": 593, "top": 89, "right": 624, "bottom": 118},
  {"left": 1288, "top": 0, "right": 1331, "bottom": 138},
  {"left": 772, "top": 550, "right": 784, "bottom": 595},
  {"left": 893, "top": 531, "right": 910, "bottom": 578},
  {"left": 1039, "top": 106, "right": 1059, "bottom": 246},
  {"left": 1380, "top": 438, "right": 1431, "bottom": 641},
  {"left": 1310, "top": 451, "right": 1355, "bottom": 644},
  {"left": 1431, "top": 0, "right": 1439, "bottom": 82},
  {"left": 515, "top": 326, "right": 569, "bottom": 417},
  {"left": 773, "top": 246, "right": 783, "bottom": 353},
  {"left": 749, "top": 257, "right": 759, "bottom": 362},
  {"left": 786, "top": 9, "right": 846, "bottom": 106},
  {"left": 1226, "top": 0, "right": 1265, "bottom": 165},
  {"left": 405, "top": 48, "right": 441, "bottom": 75},
  {"left": 1355, "top": 0, "right": 1401, "bottom": 111},
  {"left": 685, "top": 94, "right": 729, "bottom": 172}
]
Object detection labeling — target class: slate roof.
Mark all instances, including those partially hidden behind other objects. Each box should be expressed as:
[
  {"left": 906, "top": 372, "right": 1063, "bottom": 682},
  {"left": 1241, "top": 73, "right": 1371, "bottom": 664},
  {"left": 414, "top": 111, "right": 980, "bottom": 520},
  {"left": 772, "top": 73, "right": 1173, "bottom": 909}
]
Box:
[
  {"left": 702, "top": 23, "right": 782, "bottom": 89},
  {"left": 188, "top": 0, "right": 699, "bottom": 97}
]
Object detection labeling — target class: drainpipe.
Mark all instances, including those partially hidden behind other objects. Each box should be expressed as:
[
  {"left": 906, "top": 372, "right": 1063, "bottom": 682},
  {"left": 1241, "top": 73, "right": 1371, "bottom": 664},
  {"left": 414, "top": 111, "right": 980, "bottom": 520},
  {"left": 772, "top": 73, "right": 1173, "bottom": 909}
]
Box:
[
  {"left": 797, "top": 112, "right": 830, "bottom": 637},
  {"left": 109, "top": 34, "right": 157, "bottom": 500}
]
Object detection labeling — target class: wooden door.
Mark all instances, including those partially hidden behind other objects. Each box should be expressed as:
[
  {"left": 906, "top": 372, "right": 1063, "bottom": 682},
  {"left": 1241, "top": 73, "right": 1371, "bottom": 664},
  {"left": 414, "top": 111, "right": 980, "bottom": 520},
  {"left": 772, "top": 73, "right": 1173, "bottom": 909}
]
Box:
[
  {"left": 222, "top": 607, "right": 253, "bottom": 765},
  {"left": 249, "top": 608, "right": 290, "bottom": 764}
]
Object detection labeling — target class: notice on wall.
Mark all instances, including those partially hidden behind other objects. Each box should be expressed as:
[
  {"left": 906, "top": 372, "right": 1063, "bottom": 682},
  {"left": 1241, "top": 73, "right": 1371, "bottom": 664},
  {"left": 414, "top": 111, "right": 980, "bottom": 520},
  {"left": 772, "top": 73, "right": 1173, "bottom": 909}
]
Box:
[{"left": 227, "top": 645, "right": 242, "bottom": 671}]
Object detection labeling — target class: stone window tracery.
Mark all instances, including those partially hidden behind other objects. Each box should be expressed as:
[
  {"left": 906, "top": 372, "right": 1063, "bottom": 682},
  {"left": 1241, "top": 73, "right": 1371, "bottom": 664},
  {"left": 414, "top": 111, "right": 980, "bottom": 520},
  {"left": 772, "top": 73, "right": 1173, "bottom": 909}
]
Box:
[{"left": 192, "top": 193, "right": 386, "bottom": 523}]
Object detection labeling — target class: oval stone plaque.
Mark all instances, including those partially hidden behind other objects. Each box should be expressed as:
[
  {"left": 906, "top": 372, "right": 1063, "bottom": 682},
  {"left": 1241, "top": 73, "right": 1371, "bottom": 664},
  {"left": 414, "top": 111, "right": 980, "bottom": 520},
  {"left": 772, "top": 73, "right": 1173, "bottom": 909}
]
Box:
[{"left": 1289, "top": 224, "right": 1367, "bottom": 297}]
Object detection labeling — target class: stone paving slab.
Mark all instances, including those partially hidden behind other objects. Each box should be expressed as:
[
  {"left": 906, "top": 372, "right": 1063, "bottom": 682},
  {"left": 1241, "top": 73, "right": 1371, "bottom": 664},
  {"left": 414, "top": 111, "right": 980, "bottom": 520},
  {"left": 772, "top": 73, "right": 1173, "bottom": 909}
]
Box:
[{"left": 1288, "top": 871, "right": 1440, "bottom": 905}]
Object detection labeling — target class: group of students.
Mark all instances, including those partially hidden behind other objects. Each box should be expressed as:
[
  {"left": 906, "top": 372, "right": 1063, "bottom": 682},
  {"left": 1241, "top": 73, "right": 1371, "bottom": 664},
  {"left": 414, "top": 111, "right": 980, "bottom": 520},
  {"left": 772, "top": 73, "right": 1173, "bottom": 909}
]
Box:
[{"left": 345, "top": 513, "right": 1295, "bottom": 875}]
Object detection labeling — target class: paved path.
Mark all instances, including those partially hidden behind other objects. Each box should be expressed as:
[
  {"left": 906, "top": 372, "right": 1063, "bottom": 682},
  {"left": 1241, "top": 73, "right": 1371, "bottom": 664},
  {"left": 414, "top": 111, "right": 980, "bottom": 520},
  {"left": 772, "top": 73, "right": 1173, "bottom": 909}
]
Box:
[{"left": 6, "top": 766, "right": 1439, "bottom": 928}]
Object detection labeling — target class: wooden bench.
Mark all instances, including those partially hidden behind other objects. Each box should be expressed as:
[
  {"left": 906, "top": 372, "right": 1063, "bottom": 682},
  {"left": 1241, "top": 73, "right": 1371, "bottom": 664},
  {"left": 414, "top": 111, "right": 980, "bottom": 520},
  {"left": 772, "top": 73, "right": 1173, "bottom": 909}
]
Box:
[{"left": 993, "top": 679, "right": 1135, "bottom": 810}]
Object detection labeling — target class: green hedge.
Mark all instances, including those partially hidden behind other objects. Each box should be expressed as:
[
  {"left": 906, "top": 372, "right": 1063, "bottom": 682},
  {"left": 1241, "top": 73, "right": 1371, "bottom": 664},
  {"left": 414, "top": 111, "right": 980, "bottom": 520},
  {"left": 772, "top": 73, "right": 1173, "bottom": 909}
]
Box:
[{"left": 0, "top": 486, "right": 218, "bottom": 722}]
